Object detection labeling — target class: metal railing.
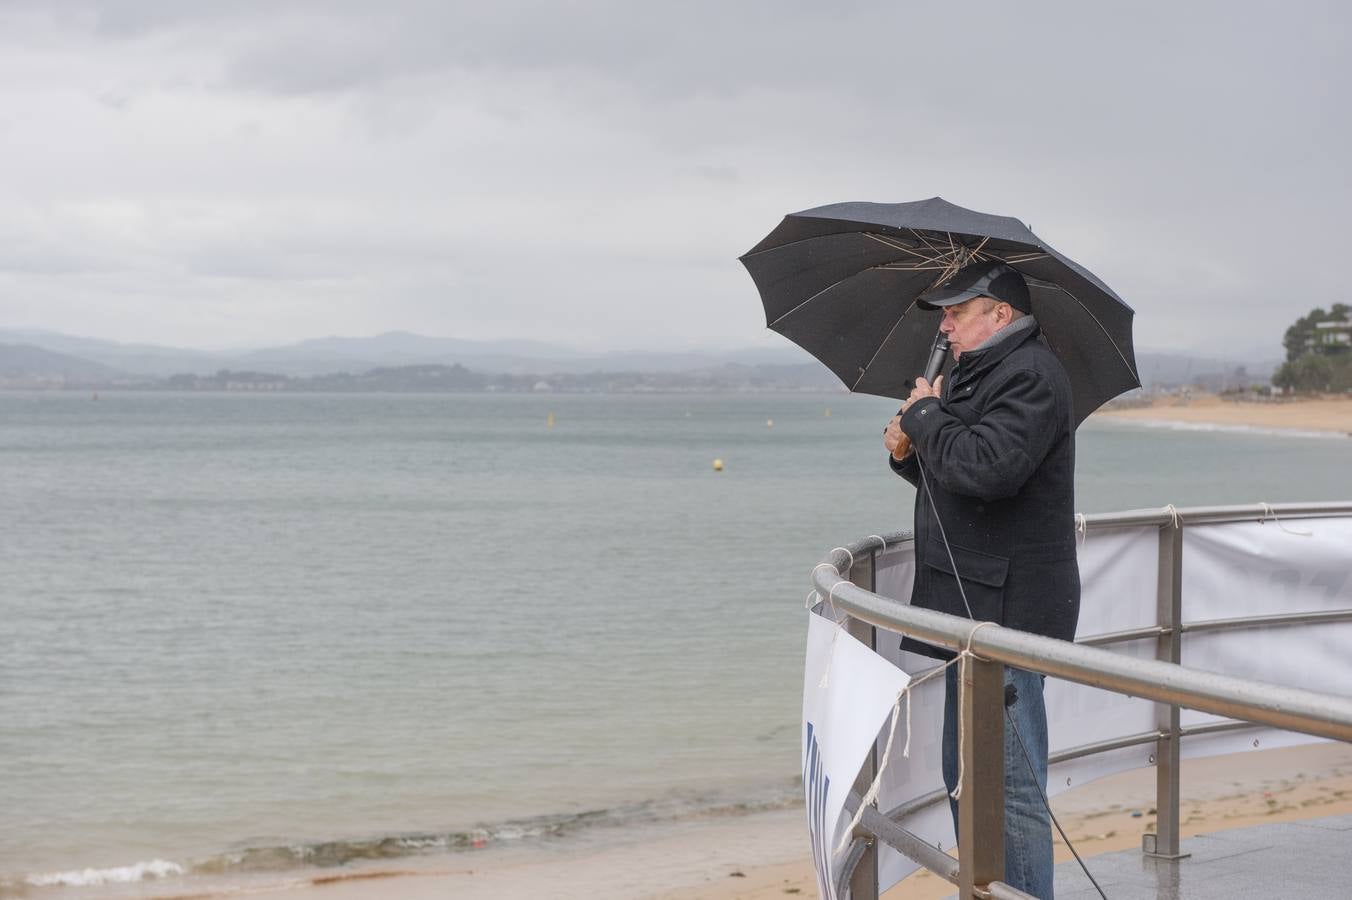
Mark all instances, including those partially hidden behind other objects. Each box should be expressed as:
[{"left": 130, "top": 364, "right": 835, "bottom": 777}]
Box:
[{"left": 811, "top": 501, "right": 1352, "bottom": 900}]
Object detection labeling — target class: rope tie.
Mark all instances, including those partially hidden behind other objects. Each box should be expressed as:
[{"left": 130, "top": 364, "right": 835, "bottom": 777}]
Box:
[
  {"left": 866, "top": 534, "right": 888, "bottom": 552},
  {"left": 948, "top": 621, "right": 999, "bottom": 802},
  {"left": 1163, "top": 504, "right": 1183, "bottom": 529},
  {"left": 1074, "top": 513, "right": 1087, "bottom": 546},
  {"left": 829, "top": 547, "right": 855, "bottom": 572},
  {"left": 811, "top": 562, "right": 839, "bottom": 579},
  {"left": 804, "top": 590, "right": 819, "bottom": 610},
  {"left": 900, "top": 664, "right": 949, "bottom": 758},
  {"left": 1258, "top": 502, "right": 1314, "bottom": 536},
  {"left": 816, "top": 582, "right": 851, "bottom": 689}
]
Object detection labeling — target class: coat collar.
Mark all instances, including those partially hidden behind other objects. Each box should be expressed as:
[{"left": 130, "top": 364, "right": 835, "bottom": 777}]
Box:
[{"left": 949, "top": 322, "right": 1042, "bottom": 387}]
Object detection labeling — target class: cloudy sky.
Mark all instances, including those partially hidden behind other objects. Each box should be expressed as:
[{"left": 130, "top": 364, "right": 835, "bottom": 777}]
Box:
[{"left": 1, "top": 0, "right": 1346, "bottom": 355}]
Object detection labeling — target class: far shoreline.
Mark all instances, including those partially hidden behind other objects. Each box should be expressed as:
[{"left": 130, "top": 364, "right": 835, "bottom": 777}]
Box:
[{"left": 1093, "top": 392, "right": 1352, "bottom": 437}]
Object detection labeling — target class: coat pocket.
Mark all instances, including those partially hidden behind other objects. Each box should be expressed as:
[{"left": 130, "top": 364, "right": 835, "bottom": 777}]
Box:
[{"left": 921, "top": 538, "right": 1009, "bottom": 623}]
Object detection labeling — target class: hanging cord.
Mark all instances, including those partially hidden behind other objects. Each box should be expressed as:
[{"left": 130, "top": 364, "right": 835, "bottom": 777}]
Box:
[
  {"left": 811, "top": 555, "right": 855, "bottom": 687},
  {"left": 911, "top": 443, "right": 1108, "bottom": 899},
  {"left": 947, "top": 622, "right": 997, "bottom": 801},
  {"left": 1163, "top": 503, "right": 1183, "bottom": 529},
  {"left": 1258, "top": 502, "right": 1314, "bottom": 536},
  {"left": 917, "top": 463, "right": 976, "bottom": 619},
  {"left": 1006, "top": 701, "right": 1110, "bottom": 899}
]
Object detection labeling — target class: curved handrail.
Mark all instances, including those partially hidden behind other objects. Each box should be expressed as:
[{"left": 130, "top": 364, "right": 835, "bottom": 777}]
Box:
[
  {"left": 814, "top": 501, "right": 1352, "bottom": 899},
  {"left": 812, "top": 537, "right": 1352, "bottom": 741}
]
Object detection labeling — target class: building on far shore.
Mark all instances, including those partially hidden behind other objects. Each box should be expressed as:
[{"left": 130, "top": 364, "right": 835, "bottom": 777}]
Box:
[{"left": 1310, "top": 320, "right": 1351, "bottom": 354}]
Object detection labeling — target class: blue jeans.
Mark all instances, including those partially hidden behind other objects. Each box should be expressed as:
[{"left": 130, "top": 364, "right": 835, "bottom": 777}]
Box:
[{"left": 943, "top": 665, "right": 1053, "bottom": 899}]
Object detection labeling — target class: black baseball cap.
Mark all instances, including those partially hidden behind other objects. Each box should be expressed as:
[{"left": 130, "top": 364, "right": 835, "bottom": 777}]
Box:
[{"left": 917, "top": 260, "right": 1031, "bottom": 313}]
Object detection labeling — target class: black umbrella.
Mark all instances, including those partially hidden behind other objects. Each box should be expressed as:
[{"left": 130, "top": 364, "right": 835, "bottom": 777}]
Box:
[{"left": 739, "top": 196, "right": 1139, "bottom": 424}]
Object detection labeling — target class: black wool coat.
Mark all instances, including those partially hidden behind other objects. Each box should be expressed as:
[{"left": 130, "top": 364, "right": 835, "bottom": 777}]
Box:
[{"left": 892, "top": 323, "right": 1080, "bottom": 658}]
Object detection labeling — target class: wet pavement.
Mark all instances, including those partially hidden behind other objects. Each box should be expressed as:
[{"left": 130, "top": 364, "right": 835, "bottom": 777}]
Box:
[{"left": 1052, "top": 813, "right": 1352, "bottom": 899}]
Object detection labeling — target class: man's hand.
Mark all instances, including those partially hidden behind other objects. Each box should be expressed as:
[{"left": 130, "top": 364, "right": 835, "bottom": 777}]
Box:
[
  {"left": 901, "top": 375, "right": 943, "bottom": 414},
  {"left": 883, "top": 415, "right": 912, "bottom": 461},
  {"left": 886, "top": 375, "right": 943, "bottom": 461}
]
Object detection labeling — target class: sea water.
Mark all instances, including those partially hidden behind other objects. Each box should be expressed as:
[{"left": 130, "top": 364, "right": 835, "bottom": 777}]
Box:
[{"left": 1, "top": 391, "right": 1347, "bottom": 893}]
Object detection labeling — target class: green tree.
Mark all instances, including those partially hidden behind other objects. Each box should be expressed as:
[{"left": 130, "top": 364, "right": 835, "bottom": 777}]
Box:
[
  {"left": 1283, "top": 303, "right": 1350, "bottom": 361},
  {"left": 1274, "top": 354, "right": 1334, "bottom": 392}
]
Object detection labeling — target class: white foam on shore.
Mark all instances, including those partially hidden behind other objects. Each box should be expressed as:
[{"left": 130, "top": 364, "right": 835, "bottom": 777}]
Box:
[
  {"left": 1094, "top": 416, "right": 1347, "bottom": 440},
  {"left": 25, "top": 858, "right": 184, "bottom": 887}
]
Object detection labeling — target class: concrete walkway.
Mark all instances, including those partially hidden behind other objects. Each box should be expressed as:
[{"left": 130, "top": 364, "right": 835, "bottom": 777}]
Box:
[{"left": 1053, "top": 813, "right": 1352, "bottom": 899}]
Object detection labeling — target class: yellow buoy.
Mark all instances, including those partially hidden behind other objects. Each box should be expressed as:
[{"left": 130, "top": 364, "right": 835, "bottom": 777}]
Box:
[
  {"left": 824, "top": 407, "right": 831, "bottom": 417},
  {"left": 712, "top": 458, "right": 724, "bottom": 471},
  {"left": 766, "top": 418, "right": 774, "bottom": 428},
  {"left": 546, "top": 411, "right": 555, "bottom": 428}
]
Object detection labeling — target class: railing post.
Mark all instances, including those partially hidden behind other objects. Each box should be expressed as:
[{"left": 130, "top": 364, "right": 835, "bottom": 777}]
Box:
[
  {"left": 846, "top": 550, "right": 880, "bottom": 899},
  {"left": 1144, "top": 518, "right": 1190, "bottom": 860},
  {"left": 958, "top": 653, "right": 1005, "bottom": 899}
]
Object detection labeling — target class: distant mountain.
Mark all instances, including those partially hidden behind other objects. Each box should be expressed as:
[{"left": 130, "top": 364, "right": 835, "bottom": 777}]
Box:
[
  {"left": 0, "top": 328, "right": 1283, "bottom": 390},
  {"left": 0, "top": 343, "right": 134, "bottom": 384},
  {"left": 259, "top": 332, "right": 581, "bottom": 358},
  {"left": 237, "top": 331, "right": 588, "bottom": 372},
  {"left": 0, "top": 329, "right": 807, "bottom": 377},
  {"left": 235, "top": 332, "right": 810, "bottom": 375},
  {"left": 0, "top": 329, "right": 228, "bottom": 377}
]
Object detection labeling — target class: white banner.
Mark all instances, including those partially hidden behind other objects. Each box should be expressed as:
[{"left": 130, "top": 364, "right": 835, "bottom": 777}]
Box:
[
  {"left": 807, "top": 511, "right": 1352, "bottom": 896},
  {"left": 802, "top": 610, "right": 911, "bottom": 900}
]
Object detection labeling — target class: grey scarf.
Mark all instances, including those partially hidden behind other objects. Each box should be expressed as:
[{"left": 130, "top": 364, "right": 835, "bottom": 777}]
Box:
[{"left": 968, "top": 314, "right": 1038, "bottom": 355}]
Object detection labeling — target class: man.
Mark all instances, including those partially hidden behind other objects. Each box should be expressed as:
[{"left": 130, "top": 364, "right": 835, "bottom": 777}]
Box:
[{"left": 882, "top": 260, "right": 1079, "bottom": 899}]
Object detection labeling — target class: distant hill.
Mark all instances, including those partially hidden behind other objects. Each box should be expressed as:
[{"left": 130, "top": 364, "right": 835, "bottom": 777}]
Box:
[
  {"left": 0, "top": 329, "right": 808, "bottom": 377},
  {"left": 0, "top": 342, "right": 134, "bottom": 384},
  {"left": 0, "top": 329, "right": 228, "bottom": 377},
  {"left": 0, "top": 329, "right": 1282, "bottom": 391}
]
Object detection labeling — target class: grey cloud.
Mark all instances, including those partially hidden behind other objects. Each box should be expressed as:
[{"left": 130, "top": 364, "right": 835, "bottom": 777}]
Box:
[{"left": 0, "top": 0, "right": 1346, "bottom": 354}]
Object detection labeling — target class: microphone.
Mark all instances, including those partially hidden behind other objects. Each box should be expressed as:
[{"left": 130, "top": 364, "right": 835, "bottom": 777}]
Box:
[{"left": 923, "top": 333, "right": 951, "bottom": 385}]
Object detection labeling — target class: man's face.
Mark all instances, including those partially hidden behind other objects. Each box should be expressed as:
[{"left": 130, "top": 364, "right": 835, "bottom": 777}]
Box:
[{"left": 939, "top": 296, "right": 1004, "bottom": 359}]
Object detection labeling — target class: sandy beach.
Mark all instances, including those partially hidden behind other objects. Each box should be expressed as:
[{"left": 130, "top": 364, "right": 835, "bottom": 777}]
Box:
[
  {"left": 168, "top": 742, "right": 1352, "bottom": 900},
  {"left": 1094, "top": 393, "right": 1352, "bottom": 436}
]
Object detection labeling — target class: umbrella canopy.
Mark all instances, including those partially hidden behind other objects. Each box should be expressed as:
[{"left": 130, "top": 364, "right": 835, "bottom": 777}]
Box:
[{"left": 739, "top": 197, "right": 1139, "bottom": 424}]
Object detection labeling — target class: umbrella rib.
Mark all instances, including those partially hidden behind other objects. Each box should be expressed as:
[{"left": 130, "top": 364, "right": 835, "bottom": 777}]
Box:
[
  {"left": 739, "top": 229, "right": 911, "bottom": 260},
  {"left": 766, "top": 261, "right": 942, "bottom": 328},
  {"left": 910, "top": 229, "right": 949, "bottom": 259},
  {"left": 866, "top": 232, "right": 943, "bottom": 263},
  {"left": 768, "top": 232, "right": 952, "bottom": 329},
  {"left": 766, "top": 281, "right": 842, "bottom": 328},
  {"left": 851, "top": 302, "right": 920, "bottom": 391},
  {"left": 1022, "top": 274, "right": 1139, "bottom": 384}
]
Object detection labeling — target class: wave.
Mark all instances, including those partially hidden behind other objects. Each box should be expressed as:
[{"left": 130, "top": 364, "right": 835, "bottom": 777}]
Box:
[
  {"left": 5, "top": 782, "right": 800, "bottom": 895},
  {"left": 1094, "top": 416, "right": 1348, "bottom": 440},
  {"left": 193, "top": 787, "right": 799, "bottom": 872},
  {"left": 23, "top": 858, "right": 184, "bottom": 887}
]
